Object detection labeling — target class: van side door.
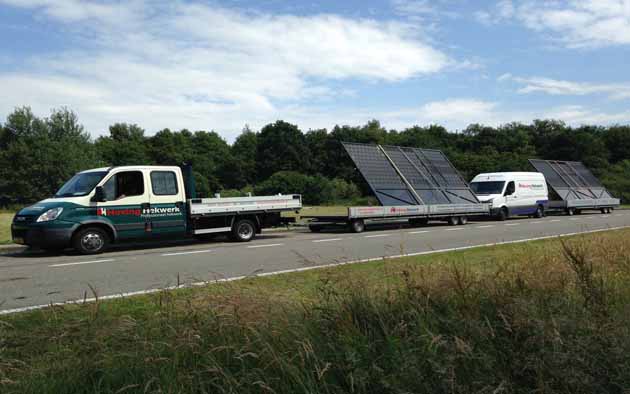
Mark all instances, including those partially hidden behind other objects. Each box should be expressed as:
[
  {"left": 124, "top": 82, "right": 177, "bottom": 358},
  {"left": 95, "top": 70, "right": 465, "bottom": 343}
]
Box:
[
  {"left": 97, "top": 169, "right": 149, "bottom": 239},
  {"left": 147, "top": 169, "right": 187, "bottom": 236}
]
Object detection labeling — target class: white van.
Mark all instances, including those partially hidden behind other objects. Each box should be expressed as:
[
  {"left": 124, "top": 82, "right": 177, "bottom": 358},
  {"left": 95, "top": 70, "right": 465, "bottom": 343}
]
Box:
[{"left": 470, "top": 172, "right": 548, "bottom": 220}]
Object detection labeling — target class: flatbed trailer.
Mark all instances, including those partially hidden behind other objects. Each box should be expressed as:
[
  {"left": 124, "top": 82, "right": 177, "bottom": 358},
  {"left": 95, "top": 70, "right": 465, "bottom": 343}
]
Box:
[
  {"left": 306, "top": 142, "right": 490, "bottom": 233},
  {"left": 529, "top": 159, "right": 620, "bottom": 215},
  {"left": 305, "top": 203, "right": 490, "bottom": 233}
]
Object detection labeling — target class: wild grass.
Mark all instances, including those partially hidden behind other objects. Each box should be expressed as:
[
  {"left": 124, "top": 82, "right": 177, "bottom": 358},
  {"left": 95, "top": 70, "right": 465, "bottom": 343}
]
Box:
[
  {"left": 2, "top": 229, "right": 630, "bottom": 393},
  {"left": 0, "top": 212, "right": 14, "bottom": 244}
]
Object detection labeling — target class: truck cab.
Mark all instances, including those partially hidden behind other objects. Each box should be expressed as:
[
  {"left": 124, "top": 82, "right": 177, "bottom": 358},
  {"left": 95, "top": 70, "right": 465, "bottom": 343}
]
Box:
[
  {"left": 470, "top": 172, "right": 548, "bottom": 220},
  {"left": 11, "top": 165, "right": 301, "bottom": 254}
]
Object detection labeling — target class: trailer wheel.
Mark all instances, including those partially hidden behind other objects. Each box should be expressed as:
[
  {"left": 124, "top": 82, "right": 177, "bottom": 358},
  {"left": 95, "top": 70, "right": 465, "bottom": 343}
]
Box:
[
  {"left": 349, "top": 219, "right": 365, "bottom": 233},
  {"left": 567, "top": 208, "right": 575, "bottom": 216},
  {"left": 448, "top": 216, "right": 459, "bottom": 226},
  {"left": 409, "top": 218, "right": 428, "bottom": 227},
  {"left": 309, "top": 224, "right": 323, "bottom": 233},
  {"left": 72, "top": 226, "right": 110, "bottom": 255},
  {"left": 606, "top": 207, "right": 612, "bottom": 214},
  {"left": 458, "top": 216, "right": 468, "bottom": 225},
  {"left": 534, "top": 205, "right": 544, "bottom": 218},
  {"left": 231, "top": 219, "right": 256, "bottom": 242}
]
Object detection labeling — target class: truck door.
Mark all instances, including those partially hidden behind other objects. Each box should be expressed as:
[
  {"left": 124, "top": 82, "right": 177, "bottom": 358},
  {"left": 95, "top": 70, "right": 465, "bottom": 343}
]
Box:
[
  {"left": 147, "top": 169, "right": 186, "bottom": 236},
  {"left": 97, "top": 170, "right": 149, "bottom": 239}
]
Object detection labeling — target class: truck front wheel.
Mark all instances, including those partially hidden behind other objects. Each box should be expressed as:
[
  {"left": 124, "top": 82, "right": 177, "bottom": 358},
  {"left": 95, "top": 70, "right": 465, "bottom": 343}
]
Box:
[
  {"left": 72, "top": 227, "right": 110, "bottom": 255},
  {"left": 231, "top": 219, "right": 256, "bottom": 242}
]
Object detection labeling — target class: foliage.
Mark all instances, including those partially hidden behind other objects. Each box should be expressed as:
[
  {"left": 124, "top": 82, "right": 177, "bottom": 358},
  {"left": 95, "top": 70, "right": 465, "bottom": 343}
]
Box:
[
  {"left": 1, "top": 106, "right": 630, "bottom": 207},
  {"left": 3, "top": 230, "right": 630, "bottom": 393}
]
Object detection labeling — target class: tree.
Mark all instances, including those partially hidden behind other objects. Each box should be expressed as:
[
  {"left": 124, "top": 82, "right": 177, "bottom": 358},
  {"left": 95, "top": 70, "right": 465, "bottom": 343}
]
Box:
[
  {"left": 0, "top": 107, "right": 98, "bottom": 205},
  {"left": 95, "top": 123, "right": 149, "bottom": 166},
  {"left": 225, "top": 126, "right": 257, "bottom": 188},
  {"left": 255, "top": 121, "right": 311, "bottom": 181}
]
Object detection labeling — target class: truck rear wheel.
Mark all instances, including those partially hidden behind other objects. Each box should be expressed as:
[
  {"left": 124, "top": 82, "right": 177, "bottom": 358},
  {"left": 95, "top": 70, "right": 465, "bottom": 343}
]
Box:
[
  {"left": 231, "top": 219, "right": 256, "bottom": 242},
  {"left": 72, "top": 227, "right": 110, "bottom": 255}
]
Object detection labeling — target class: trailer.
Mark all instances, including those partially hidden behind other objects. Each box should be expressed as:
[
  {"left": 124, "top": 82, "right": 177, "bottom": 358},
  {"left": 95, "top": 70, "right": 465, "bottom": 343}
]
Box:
[
  {"left": 305, "top": 143, "right": 490, "bottom": 232},
  {"left": 528, "top": 159, "right": 620, "bottom": 215}
]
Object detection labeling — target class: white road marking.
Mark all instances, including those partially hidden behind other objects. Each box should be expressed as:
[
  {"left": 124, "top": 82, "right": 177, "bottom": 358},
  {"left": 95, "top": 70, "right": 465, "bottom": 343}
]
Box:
[
  {"left": 247, "top": 243, "right": 284, "bottom": 249},
  {"left": 312, "top": 238, "right": 343, "bottom": 243},
  {"left": 505, "top": 223, "right": 520, "bottom": 226},
  {"left": 550, "top": 219, "right": 561, "bottom": 222},
  {"left": 161, "top": 249, "right": 214, "bottom": 257},
  {"left": 445, "top": 228, "right": 464, "bottom": 231},
  {"left": 6, "top": 225, "right": 630, "bottom": 316},
  {"left": 616, "top": 214, "right": 624, "bottom": 217},
  {"left": 364, "top": 234, "right": 390, "bottom": 238},
  {"left": 475, "top": 225, "right": 494, "bottom": 228},
  {"left": 569, "top": 218, "right": 579, "bottom": 221},
  {"left": 49, "top": 259, "right": 115, "bottom": 268},
  {"left": 408, "top": 230, "right": 430, "bottom": 234},
  {"left": 530, "top": 221, "right": 542, "bottom": 224}
]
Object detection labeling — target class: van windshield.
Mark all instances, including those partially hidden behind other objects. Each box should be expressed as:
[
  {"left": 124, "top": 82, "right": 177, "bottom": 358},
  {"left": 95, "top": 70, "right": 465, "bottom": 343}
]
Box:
[
  {"left": 54, "top": 171, "right": 108, "bottom": 198},
  {"left": 470, "top": 181, "right": 505, "bottom": 195}
]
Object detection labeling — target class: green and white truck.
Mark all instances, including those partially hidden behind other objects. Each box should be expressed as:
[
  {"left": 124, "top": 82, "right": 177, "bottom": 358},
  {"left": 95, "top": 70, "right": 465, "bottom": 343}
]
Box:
[{"left": 11, "top": 165, "right": 302, "bottom": 254}]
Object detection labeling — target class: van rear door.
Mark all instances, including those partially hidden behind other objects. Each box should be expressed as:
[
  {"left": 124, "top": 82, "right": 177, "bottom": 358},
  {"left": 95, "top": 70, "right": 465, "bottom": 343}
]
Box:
[{"left": 147, "top": 169, "right": 186, "bottom": 235}]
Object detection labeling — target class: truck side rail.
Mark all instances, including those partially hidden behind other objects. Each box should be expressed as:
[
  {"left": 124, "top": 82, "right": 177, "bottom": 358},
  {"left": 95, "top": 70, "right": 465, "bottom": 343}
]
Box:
[{"left": 189, "top": 194, "right": 302, "bottom": 216}]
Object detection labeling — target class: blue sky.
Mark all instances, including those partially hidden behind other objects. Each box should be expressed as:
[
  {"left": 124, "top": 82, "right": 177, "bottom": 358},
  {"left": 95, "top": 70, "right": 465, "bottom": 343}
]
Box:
[{"left": 1, "top": 0, "right": 630, "bottom": 141}]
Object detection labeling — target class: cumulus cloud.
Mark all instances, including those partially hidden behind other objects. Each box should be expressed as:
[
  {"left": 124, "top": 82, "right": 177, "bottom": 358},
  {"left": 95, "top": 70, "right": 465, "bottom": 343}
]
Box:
[
  {"left": 0, "top": 0, "right": 450, "bottom": 139},
  {"left": 477, "top": 0, "right": 630, "bottom": 48}
]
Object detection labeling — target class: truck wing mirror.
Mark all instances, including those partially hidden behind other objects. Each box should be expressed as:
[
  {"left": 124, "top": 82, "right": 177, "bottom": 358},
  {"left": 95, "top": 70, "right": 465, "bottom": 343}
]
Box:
[{"left": 92, "top": 186, "right": 107, "bottom": 202}]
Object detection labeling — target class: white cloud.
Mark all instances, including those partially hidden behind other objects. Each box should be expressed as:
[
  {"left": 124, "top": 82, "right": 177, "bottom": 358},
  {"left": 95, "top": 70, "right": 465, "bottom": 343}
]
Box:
[
  {"left": 0, "top": 0, "right": 451, "bottom": 140},
  {"left": 478, "top": 0, "right": 630, "bottom": 48},
  {"left": 500, "top": 75, "right": 630, "bottom": 99}
]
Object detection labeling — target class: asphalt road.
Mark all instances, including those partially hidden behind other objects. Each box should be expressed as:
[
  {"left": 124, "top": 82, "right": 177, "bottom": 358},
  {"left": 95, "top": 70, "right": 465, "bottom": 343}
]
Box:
[{"left": 2, "top": 211, "right": 630, "bottom": 313}]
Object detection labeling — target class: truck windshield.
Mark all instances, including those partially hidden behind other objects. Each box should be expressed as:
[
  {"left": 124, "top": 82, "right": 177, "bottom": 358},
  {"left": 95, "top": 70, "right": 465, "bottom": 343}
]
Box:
[
  {"left": 54, "top": 171, "right": 108, "bottom": 198},
  {"left": 470, "top": 181, "right": 505, "bottom": 195}
]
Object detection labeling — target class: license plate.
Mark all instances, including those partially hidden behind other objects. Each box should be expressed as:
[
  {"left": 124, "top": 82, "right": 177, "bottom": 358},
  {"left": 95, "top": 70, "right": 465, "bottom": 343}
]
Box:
[{"left": 13, "top": 237, "right": 24, "bottom": 245}]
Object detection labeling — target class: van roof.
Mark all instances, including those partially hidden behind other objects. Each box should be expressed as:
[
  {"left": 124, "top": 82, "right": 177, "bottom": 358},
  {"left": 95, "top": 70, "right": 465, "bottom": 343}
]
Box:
[{"left": 473, "top": 172, "right": 543, "bottom": 177}]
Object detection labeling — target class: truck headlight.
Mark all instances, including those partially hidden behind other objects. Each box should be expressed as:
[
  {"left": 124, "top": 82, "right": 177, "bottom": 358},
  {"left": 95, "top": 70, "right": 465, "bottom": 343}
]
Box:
[{"left": 37, "top": 207, "right": 64, "bottom": 222}]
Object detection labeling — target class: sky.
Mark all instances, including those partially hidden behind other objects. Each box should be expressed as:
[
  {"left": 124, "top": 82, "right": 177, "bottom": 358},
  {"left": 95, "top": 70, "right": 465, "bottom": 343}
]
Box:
[{"left": 1, "top": 0, "right": 630, "bottom": 142}]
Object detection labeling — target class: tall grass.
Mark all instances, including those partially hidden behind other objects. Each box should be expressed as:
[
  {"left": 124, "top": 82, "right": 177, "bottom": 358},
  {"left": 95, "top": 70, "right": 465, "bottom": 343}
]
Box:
[{"left": 2, "top": 231, "right": 630, "bottom": 393}]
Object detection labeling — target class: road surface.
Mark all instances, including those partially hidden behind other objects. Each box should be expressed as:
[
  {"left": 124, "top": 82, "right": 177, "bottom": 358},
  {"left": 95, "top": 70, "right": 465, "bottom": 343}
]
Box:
[{"left": 1, "top": 211, "right": 630, "bottom": 313}]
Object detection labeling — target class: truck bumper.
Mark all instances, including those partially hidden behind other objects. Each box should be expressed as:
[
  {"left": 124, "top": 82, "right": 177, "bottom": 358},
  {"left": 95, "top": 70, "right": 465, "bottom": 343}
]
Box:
[{"left": 11, "top": 221, "right": 76, "bottom": 248}]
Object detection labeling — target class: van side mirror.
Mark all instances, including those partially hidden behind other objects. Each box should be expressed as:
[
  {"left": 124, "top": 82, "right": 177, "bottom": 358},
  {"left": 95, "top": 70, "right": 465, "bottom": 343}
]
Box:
[{"left": 92, "top": 186, "right": 107, "bottom": 202}]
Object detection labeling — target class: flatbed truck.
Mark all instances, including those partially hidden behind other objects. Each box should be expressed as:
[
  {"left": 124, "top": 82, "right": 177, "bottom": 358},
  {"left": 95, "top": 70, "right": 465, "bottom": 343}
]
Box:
[{"left": 11, "top": 165, "right": 301, "bottom": 254}]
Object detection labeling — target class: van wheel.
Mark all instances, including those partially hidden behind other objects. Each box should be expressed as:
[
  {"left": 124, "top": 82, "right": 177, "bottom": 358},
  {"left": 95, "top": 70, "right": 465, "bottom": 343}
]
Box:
[
  {"left": 231, "top": 219, "right": 256, "bottom": 242},
  {"left": 534, "top": 205, "right": 544, "bottom": 218},
  {"left": 72, "top": 227, "right": 110, "bottom": 255},
  {"left": 498, "top": 208, "right": 508, "bottom": 221},
  {"left": 458, "top": 216, "right": 468, "bottom": 225},
  {"left": 349, "top": 219, "right": 365, "bottom": 233}
]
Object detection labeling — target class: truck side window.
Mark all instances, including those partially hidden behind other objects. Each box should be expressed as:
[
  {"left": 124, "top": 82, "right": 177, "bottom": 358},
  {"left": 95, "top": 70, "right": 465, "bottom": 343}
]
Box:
[
  {"left": 151, "top": 171, "right": 178, "bottom": 196},
  {"left": 504, "top": 181, "right": 515, "bottom": 196},
  {"left": 102, "top": 171, "right": 144, "bottom": 201}
]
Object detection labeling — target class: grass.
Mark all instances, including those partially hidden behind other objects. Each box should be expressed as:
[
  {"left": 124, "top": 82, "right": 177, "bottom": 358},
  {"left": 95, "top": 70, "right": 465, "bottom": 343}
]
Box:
[
  {"left": 2, "top": 228, "right": 630, "bottom": 393},
  {"left": 0, "top": 212, "right": 14, "bottom": 245}
]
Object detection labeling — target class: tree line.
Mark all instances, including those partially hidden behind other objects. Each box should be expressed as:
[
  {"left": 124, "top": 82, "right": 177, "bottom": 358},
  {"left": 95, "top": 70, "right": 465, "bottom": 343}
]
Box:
[{"left": 1, "top": 106, "right": 629, "bottom": 207}]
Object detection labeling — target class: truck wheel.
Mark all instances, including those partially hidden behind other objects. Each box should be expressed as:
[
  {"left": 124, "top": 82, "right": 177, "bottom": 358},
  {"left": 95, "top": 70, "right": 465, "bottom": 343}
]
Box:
[
  {"left": 448, "top": 216, "right": 459, "bottom": 226},
  {"left": 72, "top": 227, "right": 110, "bottom": 255},
  {"left": 458, "top": 216, "right": 468, "bottom": 225},
  {"left": 498, "top": 208, "right": 508, "bottom": 221},
  {"left": 349, "top": 219, "right": 365, "bottom": 233},
  {"left": 534, "top": 205, "right": 544, "bottom": 218},
  {"left": 232, "top": 219, "right": 256, "bottom": 242}
]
